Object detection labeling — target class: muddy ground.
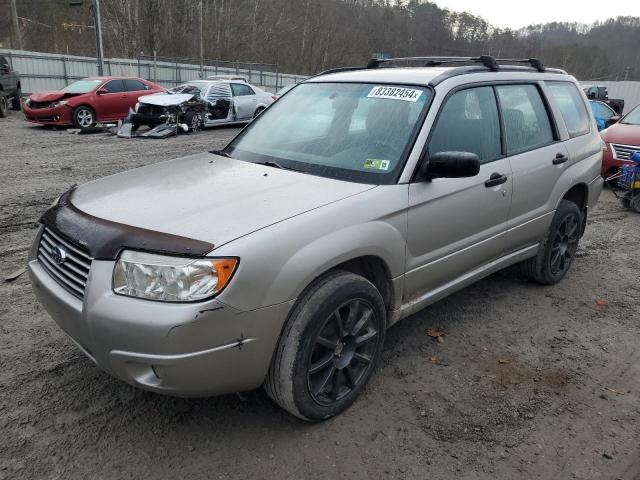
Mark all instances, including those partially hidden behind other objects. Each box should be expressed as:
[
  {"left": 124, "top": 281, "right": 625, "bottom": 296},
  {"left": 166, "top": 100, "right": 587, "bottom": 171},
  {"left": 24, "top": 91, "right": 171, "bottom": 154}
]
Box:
[{"left": 1, "top": 109, "right": 639, "bottom": 480}]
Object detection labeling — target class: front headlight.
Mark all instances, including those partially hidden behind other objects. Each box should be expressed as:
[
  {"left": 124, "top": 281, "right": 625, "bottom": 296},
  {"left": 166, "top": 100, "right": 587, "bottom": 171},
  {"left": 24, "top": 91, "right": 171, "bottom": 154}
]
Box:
[
  {"left": 50, "top": 100, "right": 68, "bottom": 108},
  {"left": 112, "top": 250, "right": 238, "bottom": 302}
]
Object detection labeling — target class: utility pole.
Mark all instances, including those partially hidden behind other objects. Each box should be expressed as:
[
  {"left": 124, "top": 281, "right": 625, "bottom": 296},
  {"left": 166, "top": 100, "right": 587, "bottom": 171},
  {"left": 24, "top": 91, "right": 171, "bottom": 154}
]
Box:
[
  {"left": 9, "top": 0, "right": 23, "bottom": 50},
  {"left": 199, "top": 0, "right": 204, "bottom": 79},
  {"left": 69, "top": 0, "right": 105, "bottom": 75},
  {"left": 93, "top": 0, "right": 105, "bottom": 75}
]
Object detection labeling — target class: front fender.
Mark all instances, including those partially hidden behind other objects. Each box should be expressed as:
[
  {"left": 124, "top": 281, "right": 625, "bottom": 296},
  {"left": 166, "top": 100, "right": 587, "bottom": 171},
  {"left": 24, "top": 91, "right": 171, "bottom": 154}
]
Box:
[{"left": 214, "top": 185, "right": 409, "bottom": 312}]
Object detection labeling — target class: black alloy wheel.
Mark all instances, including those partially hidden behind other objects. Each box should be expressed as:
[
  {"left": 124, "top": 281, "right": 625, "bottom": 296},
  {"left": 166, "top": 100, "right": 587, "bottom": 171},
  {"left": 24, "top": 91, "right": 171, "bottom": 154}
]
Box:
[
  {"left": 307, "top": 299, "right": 378, "bottom": 406},
  {"left": 549, "top": 212, "right": 580, "bottom": 276}
]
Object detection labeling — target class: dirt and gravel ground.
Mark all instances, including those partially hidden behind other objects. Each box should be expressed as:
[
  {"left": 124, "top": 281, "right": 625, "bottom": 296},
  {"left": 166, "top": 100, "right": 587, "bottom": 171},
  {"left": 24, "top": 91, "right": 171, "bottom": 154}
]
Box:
[{"left": 1, "top": 109, "right": 639, "bottom": 480}]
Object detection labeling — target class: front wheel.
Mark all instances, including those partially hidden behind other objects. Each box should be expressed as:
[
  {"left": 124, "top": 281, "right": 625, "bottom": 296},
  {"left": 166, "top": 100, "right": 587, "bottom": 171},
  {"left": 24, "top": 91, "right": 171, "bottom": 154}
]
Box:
[
  {"left": 265, "top": 271, "right": 386, "bottom": 421},
  {"left": 520, "top": 199, "right": 582, "bottom": 285},
  {"left": 184, "top": 110, "right": 203, "bottom": 132},
  {"left": 72, "top": 106, "right": 95, "bottom": 130}
]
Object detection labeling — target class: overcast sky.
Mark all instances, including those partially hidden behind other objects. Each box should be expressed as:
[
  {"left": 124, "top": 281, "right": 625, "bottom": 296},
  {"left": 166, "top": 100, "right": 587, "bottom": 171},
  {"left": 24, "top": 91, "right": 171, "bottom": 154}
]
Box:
[{"left": 430, "top": 0, "right": 640, "bottom": 29}]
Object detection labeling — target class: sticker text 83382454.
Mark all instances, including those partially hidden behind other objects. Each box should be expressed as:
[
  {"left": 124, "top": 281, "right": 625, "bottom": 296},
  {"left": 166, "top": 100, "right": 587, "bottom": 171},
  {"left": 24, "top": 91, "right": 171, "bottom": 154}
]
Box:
[{"left": 367, "top": 86, "right": 422, "bottom": 102}]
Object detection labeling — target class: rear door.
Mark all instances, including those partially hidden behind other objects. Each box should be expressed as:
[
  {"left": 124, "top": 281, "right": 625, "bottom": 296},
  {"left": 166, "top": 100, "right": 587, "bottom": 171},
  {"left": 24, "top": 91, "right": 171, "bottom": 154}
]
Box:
[
  {"left": 405, "top": 85, "right": 512, "bottom": 298},
  {"left": 124, "top": 79, "right": 152, "bottom": 106},
  {"left": 230, "top": 83, "right": 258, "bottom": 119},
  {"left": 498, "top": 83, "right": 568, "bottom": 251},
  {"left": 95, "top": 79, "right": 128, "bottom": 120}
]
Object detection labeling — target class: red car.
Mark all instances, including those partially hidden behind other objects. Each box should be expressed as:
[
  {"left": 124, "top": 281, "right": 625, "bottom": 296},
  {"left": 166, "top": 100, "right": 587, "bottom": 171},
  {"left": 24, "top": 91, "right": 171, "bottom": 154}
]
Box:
[
  {"left": 23, "top": 76, "right": 164, "bottom": 130},
  {"left": 600, "top": 104, "right": 640, "bottom": 177}
]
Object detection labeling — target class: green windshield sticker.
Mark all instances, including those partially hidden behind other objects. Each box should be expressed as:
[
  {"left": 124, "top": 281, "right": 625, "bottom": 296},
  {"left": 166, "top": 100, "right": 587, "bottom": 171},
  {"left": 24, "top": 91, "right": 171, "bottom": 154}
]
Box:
[{"left": 364, "top": 159, "right": 391, "bottom": 171}]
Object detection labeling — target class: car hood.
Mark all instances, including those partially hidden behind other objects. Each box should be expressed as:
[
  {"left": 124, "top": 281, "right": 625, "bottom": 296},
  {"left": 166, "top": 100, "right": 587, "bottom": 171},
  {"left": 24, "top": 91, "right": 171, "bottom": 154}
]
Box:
[
  {"left": 70, "top": 153, "right": 374, "bottom": 249},
  {"left": 601, "top": 122, "right": 640, "bottom": 145},
  {"left": 138, "top": 93, "right": 194, "bottom": 106},
  {"left": 29, "top": 90, "right": 82, "bottom": 102}
]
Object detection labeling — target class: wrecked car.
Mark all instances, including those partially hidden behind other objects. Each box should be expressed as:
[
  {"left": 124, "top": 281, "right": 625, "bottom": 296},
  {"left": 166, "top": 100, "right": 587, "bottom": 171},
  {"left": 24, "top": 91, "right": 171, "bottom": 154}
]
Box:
[
  {"left": 23, "top": 77, "right": 164, "bottom": 130},
  {"left": 124, "top": 83, "right": 208, "bottom": 137},
  {"left": 121, "top": 80, "right": 274, "bottom": 136}
]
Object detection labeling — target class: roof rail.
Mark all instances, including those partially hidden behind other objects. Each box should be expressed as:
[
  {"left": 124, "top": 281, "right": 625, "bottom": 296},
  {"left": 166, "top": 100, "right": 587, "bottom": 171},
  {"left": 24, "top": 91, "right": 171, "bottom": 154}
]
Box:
[{"left": 367, "top": 55, "right": 546, "bottom": 72}]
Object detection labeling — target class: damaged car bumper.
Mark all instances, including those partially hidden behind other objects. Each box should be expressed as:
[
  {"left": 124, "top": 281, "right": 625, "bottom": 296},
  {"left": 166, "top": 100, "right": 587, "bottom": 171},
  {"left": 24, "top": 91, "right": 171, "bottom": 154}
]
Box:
[
  {"left": 23, "top": 103, "right": 72, "bottom": 125},
  {"left": 28, "top": 225, "right": 291, "bottom": 397}
]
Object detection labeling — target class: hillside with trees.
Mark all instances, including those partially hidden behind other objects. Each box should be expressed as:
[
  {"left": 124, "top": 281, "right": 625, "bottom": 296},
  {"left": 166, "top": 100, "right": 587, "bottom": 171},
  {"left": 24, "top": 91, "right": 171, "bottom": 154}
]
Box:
[{"left": 1, "top": 0, "right": 638, "bottom": 80}]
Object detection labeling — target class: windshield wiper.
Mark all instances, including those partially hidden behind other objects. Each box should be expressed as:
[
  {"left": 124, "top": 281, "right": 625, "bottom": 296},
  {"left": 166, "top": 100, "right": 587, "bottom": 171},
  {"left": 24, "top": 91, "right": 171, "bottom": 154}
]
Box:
[
  {"left": 256, "top": 160, "right": 300, "bottom": 172},
  {"left": 210, "top": 149, "right": 232, "bottom": 158}
]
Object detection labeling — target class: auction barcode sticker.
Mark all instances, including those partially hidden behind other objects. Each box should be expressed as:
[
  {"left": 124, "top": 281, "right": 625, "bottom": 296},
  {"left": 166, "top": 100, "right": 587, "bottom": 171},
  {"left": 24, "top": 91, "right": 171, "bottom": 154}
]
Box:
[{"left": 367, "top": 86, "right": 422, "bottom": 102}]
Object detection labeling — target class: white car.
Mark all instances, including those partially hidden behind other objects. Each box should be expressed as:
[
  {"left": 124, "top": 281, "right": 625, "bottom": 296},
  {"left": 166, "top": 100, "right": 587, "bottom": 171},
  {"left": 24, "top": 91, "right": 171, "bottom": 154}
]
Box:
[{"left": 135, "top": 80, "right": 275, "bottom": 129}]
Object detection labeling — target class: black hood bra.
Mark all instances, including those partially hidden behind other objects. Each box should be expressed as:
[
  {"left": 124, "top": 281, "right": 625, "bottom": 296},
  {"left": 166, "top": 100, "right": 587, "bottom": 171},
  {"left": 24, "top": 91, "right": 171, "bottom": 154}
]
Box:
[{"left": 40, "top": 188, "right": 214, "bottom": 260}]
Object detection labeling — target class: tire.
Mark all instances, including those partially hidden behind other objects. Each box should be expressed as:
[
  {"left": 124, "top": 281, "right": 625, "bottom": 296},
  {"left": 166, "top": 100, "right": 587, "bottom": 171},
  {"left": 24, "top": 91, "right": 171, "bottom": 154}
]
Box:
[
  {"left": 630, "top": 195, "right": 640, "bottom": 214},
  {"left": 520, "top": 199, "right": 582, "bottom": 285},
  {"left": 72, "top": 106, "right": 96, "bottom": 130},
  {"left": 265, "top": 271, "right": 386, "bottom": 421},
  {"left": 184, "top": 110, "right": 203, "bottom": 132},
  {"left": 0, "top": 94, "right": 7, "bottom": 118},
  {"left": 253, "top": 107, "right": 265, "bottom": 118},
  {"left": 10, "top": 88, "right": 21, "bottom": 110},
  {"left": 620, "top": 197, "right": 631, "bottom": 209}
]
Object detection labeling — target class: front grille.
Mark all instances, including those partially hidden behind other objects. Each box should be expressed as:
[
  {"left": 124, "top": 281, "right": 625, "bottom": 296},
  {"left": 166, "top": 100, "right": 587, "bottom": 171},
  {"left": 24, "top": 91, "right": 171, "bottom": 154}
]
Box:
[
  {"left": 611, "top": 143, "right": 640, "bottom": 161},
  {"left": 37, "top": 227, "right": 92, "bottom": 299},
  {"left": 29, "top": 101, "right": 53, "bottom": 109},
  {"left": 137, "top": 104, "right": 167, "bottom": 118}
]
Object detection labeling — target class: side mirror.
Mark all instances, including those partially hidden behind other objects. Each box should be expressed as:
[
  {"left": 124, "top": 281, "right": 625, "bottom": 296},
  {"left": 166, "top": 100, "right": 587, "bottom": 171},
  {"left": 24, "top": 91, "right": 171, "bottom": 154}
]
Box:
[
  {"left": 0, "top": 64, "right": 9, "bottom": 73},
  {"left": 605, "top": 115, "right": 622, "bottom": 128},
  {"left": 421, "top": 151, "right": 481, "bottom": 179},
  {"left": 96, "top": 88, "right": 108, "bottom": 95}
]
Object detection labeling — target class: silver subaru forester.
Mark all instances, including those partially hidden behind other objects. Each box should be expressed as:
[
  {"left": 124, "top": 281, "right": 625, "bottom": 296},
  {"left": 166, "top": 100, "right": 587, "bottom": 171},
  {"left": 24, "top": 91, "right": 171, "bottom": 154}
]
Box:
[{"left": 29, "top": 56, "right": 603, "bottom": 421}]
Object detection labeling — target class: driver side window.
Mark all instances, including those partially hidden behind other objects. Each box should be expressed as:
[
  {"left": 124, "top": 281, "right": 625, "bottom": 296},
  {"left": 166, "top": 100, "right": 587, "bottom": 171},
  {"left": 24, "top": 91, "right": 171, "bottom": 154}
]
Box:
[{"left": 428, "top": 86, "right": 502, "bottom": 164}]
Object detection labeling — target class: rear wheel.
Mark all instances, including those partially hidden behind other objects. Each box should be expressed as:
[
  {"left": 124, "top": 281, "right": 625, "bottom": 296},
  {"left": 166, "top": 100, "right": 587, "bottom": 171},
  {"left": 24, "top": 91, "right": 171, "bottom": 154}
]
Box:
[
  {"left": 521, "top": 200, "right": 582, "bottom": 285},
  {"left": 72, "top": 106, "right": 95, "bottom": 130},
  {"left": 253, "top": 106, "right": 265, "bottom": 118},
  {"left": 0, "top": 94, "right": 7, "bottom": 118},
  {"left": 10, "top": 88, "right": 21, "bottom": 110},
  {"left": 630, "top": 195, "right": 640, "bottom": 214},
  {"left": 265, "top": 271, "right": 386, "bottom": 421}
]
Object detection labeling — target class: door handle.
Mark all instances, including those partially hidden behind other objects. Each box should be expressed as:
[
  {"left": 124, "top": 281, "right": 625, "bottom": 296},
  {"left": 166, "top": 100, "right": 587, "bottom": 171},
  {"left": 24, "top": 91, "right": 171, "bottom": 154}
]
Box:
[
  {"left": 553, "top": 153, "right": 568, "bottom": 165},
  {"left": 485, "top": 173, "right": 508, "bottom": 188}
]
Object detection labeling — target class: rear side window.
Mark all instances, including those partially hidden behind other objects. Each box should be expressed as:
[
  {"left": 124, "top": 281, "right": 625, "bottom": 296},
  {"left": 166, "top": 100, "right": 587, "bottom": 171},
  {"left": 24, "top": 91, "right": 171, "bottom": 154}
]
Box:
[
  {"left": 124, "top": 79, "right": 148, "bottom": 91},
  {"left": 231, "top": 84, "right": 255, "bottom": 96},
  {"left": 496, "top": 84, "right": 554, "bottom": 155},
  {"left": 428, "top": 86, "right": 501, "bottom": 164},
  {"left": 103, "top": 80, "right": 125, "bottom": 93},
  {"left": 547, "top": 82, "right": 590, "bottom": 138}
]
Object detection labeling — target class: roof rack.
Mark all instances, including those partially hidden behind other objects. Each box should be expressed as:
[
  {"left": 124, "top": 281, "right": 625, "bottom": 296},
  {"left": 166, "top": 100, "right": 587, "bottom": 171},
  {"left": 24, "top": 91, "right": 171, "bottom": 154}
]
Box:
[{"left": 366, "top": 55, "right": 545, "bottom": 72}]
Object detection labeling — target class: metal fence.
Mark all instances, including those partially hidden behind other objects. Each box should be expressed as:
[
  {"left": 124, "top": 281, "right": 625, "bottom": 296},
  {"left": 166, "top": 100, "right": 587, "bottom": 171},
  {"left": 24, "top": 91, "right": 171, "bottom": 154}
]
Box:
[
  {"left": 580, "top": 81, "right": 640, "bottom": 114},
  {"left": 0, "top": 49, "right": 307, "bottom": 94}
]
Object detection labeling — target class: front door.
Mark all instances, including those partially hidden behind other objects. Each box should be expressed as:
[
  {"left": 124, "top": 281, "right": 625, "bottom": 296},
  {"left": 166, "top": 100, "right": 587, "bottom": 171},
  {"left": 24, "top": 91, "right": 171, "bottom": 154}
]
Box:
[
  {"left": 404, "top": 85, "right": 512, "bottom": 300},
  {"left": 94, "top": 79, "right": 129, "bottom": 120},
  {"left": 230, "top": 83, "right": 257, "bottom": 120}
]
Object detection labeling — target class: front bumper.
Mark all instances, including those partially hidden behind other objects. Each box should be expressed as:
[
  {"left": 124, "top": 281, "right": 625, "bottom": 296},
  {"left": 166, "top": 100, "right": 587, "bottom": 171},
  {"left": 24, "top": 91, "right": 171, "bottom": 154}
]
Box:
[
  {"left": 602, "top": 148, "right": 634, "bottom": 175},
  {"left": 28, "top": 230, "right": 293, "bottom": 397},
  {"left": 23, "top": 104, "right": 72, "bottom": 125}
]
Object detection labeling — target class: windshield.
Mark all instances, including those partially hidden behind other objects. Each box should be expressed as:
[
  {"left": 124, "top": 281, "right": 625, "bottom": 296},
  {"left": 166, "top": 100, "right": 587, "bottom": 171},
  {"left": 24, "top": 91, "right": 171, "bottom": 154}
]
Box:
[
  {"left": 62, "top": 79, "right": 102, "bottom": 94},
  {"left": 225, "top": 82, "right": 432, "bottom": 184},
  {"left": 621, "top": 105, "right": 640, "bottom": 125}
]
